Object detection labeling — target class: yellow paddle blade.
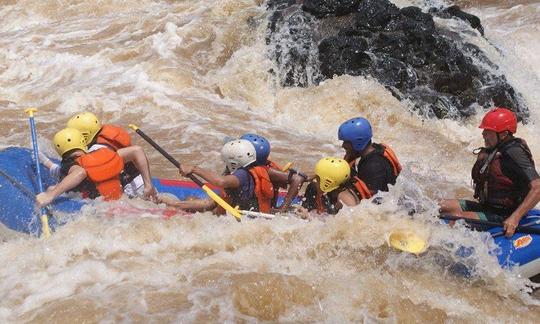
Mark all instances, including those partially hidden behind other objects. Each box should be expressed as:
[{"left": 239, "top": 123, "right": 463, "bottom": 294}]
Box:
[
  {"left": 388, "top": 230, "right": 428, "bottom": 254},
  {"left": 40, "top": 213, "right": 51, "bottom": 239},
  {"left": 201, "top": 185, "right": 242, "bottom": 222},
  {"left": 281, "top": 162, "right": 293, "bottom": 172}
]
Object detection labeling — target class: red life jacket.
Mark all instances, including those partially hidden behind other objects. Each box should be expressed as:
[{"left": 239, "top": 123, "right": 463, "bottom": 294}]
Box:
[
  {"left": 472, "top": 138, "right": 532, "bottom": 210},
  {"left": 96, "top": 124, "right": 132, "bottom": 151},
  {"left": 75, "top": 148, "right": 124, "bottom": 200}
]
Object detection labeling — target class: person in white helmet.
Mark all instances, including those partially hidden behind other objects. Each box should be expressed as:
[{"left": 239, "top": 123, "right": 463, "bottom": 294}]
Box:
[{"left": 161, "top": 139, "right": 275, "bottom": 214}]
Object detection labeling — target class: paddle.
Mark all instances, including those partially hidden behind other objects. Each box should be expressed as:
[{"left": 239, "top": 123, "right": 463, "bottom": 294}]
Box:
[
  {"left": 388, "top": 230, "right": 428, "bottom": 254},
  {"left": 128, "top": 124, "right": 242, "bottom": 221},
  {"left": 25, "top": 108, "right": 51, "bottom": 238},
  {"left": 240, "top": 210, "right": 275, "bottom": 219},
  {"left": 440, "top": 215, "right": 540, "bottom": 235},
  {"left": 388, "top": 214, "right": 540, "bottom": 255},
  {"left": 491, "top": 219, "right": 540, "bottom": 238}
]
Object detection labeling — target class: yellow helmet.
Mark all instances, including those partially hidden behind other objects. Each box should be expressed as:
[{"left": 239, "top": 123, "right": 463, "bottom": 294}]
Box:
[
  {"left": 53, "top": 128, "right": 87, "bottom": 157},
  {"left": 315, "top": 157, "right": 351, "bottom": 193},
  {"left": 67, "top": 112, "right": 101, "bottom": 144}
]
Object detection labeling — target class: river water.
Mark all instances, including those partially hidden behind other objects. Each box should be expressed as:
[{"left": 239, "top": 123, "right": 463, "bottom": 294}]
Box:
[{"left": 0, "top": 0, "right": 539, "bottom": 322}]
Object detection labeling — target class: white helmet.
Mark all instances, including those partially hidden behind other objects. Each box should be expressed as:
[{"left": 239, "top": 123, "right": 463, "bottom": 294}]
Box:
[{"left": 221, "top": 139, "right": 256, "bottom": 172}]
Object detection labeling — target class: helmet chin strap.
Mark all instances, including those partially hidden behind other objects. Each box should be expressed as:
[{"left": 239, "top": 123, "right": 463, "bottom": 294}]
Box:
[
  {"left": 495, "top": 131, "right": 512, "bottom": 149},
  {"left": 496, "top": 132, "right": 502, "bottom": 146}
]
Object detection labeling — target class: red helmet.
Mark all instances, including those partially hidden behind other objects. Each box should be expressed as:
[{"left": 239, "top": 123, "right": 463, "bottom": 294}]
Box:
[{"left": 479, "top": 107, "right": 517, "bottom": 134}]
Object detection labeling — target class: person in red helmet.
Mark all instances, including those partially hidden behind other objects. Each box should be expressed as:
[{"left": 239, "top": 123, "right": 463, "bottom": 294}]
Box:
[{"left": 439, "top": 107, "right": 540, "bottom": 237}]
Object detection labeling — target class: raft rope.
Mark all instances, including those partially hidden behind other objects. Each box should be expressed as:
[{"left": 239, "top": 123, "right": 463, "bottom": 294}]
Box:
[
  {"left": 0, "top": 167, "right": 36, "bottom": 199},
  {"left": 0, "top": 167, "right": 55, "bottom": 219}
]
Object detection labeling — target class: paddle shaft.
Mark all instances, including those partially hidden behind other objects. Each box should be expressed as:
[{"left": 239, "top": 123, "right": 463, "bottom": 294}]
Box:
[
  {"left": 241, "top": 210, "right": 275, "bottom": 219},
  {"left": 440, "top": 215, "right": 540, "bottom": 235},
  {"left": 492, "top": 220, "right": 540, "bottom": 238},
  {"left": 28, "top": 115, "right": 45, "bottom": 192},
  {"left": 129, "top": 127, "right": 205, "bottom": 187},
  {"left": 25, "top": 109, "right": 51, "bottom": 238},
  {"left": 128, "top": 125, "right": 241, "bottom": 221}
]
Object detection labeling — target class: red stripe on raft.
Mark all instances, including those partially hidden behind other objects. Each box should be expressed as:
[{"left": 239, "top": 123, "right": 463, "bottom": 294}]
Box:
[
  {"left": 158, "top": 178, "right": 287, "bottom": 197},
  {"left": 158, "top": 179, "right": 220, "bottom": 191}
]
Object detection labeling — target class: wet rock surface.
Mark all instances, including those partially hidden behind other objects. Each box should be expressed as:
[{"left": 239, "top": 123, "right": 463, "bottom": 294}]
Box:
[{"left": 266, "top": 0, "right": 528, "bottom": 120}]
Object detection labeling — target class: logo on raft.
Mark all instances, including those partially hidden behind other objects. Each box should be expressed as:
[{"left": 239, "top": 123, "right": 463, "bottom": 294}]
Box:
[{"left": 513, "top": 235, "right": 533, "bottom": 249}]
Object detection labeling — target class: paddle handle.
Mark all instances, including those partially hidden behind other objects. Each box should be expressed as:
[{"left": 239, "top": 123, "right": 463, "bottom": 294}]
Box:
[
  {"left": 25, "top": 108, "right": 45, "bottom": 192},
  {"left": 441, "top": 215, "right": 540, "bottom": 235},
  {"left": 128, "top": 124, "right": 242, "bottom": 221},
  {"left": 25, "top": 108, "right": 51, "bottom": 238},
  {"left": 441, "top": 215, "right": 502, "bottom": 227}
]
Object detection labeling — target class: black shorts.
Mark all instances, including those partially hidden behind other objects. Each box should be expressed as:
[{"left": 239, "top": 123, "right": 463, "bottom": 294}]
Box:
[{"left": 458, "top": 200, "right": 510, "bottom": 222}]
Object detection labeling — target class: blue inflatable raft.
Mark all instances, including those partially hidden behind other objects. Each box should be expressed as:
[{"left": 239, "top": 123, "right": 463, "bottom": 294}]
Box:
[
  {"left": 486, "top": 211, "right": 540, "bottom": 278},
  {"left": 0, "top": 147, "right": 289, "bottom": 236},
  {"left": 2, "top": 147, "right": 540, "bottom": 278}
]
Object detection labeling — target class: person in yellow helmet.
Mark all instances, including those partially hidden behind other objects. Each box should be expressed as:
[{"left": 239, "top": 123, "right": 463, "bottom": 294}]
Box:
[
  {"left": 66, "top": 111, "right": 156, "bottom": 201},
  {"left": 36, "top": 128, "right": 125, "bottom": 207},
  {"left": 301, "top": 157, "right": 372, "bottom": 215}
]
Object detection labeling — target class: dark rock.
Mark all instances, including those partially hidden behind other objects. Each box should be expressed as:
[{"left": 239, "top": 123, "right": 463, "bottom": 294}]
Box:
[
  {"left": 372, "top": 56, "right": 418, "bottom": 91},
  {"left": 395, "top": 6, "right": 435, "bottom": 33},
  {"left": 355, "top": 0, "right": 400, "bottom": 30},
  {"left": 319, "top": 36, "right": 371, "bottom": 77},
  {"left": 302, "top": 0, "right": 360, "bottom": 18},
  {"left": 432, "top": 5, "right": 485, "bottom": 36},
  {"left": 266, "top": 0, "right": 528, "bottom": 120},
  {"left": 433, "top": 72, "right": 473, "bottom": 95}
]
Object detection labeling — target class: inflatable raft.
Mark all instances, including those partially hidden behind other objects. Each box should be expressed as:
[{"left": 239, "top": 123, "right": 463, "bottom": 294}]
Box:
[
  {"left": 486, "top": 210, "right": 540, "bottom": 279},
  {"left": 0, "top": 147, "right": 286, "bottom": 235},
  {"left": 2, "top": 147, "right": 539, "bottom": 278}
]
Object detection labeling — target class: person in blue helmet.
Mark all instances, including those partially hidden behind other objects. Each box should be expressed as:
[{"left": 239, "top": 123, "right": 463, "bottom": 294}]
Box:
[
  {"left": 302, "top": 117, "right": 402, "bottom": 215},
  {"left": 338, "top": 117, "right": 401, "bottom": 195},
  {"left": 240, "top": 133, "right": 308, "bottom": 213}
]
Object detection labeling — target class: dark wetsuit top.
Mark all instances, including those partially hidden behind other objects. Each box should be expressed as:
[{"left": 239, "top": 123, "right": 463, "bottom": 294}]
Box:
[{"left": 353, "top": 143, "right": 397, "bottom": 194}]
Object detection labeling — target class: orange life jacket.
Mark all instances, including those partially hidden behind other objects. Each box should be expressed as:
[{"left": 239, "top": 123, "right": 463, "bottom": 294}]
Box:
[
  {"left": 349, "top": 144, "right": 401, "bottom": 178},
  {"left": 248, "top": 166, "right": 275, "bottom": 213},
  {"left": 350, "top": 176, "right": 372, "bottom": 200},
  {"left": 96, "top": 124, "right": 132, "bottom": 151},
  {"left": 76, "top": 148, "right": 124, "bottom": 200},
  {"left": 266, "top": 160, "right": 283, "bottom": 171},
  {"left": 217, "top": 166, "right": 275, "bottom": 213},
  {"left": 264, "top": 159, "right": 283, "bottom": 207},
  {"left": 312, "top": 144, "right": 401, "bottom": 214},
  {"left": 381, "top": 144, "right": 401, "bottom": 177},
  {"left": 313, "top": 176, "right": 372, "bottom": 214}
]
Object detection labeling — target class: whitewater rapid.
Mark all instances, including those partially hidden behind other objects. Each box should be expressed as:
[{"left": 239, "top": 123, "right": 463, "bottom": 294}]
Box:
[{"left": 1, "top": 0, "right": 540, "bottom": 321}]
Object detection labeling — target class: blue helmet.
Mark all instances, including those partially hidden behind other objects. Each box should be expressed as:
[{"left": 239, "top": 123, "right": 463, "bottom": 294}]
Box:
[
  {"left": 240, "top": 133, "right": 270, "bottom": 165},
  {"left": 338, "top": 117, "right": 373, "bottom": 152}
]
